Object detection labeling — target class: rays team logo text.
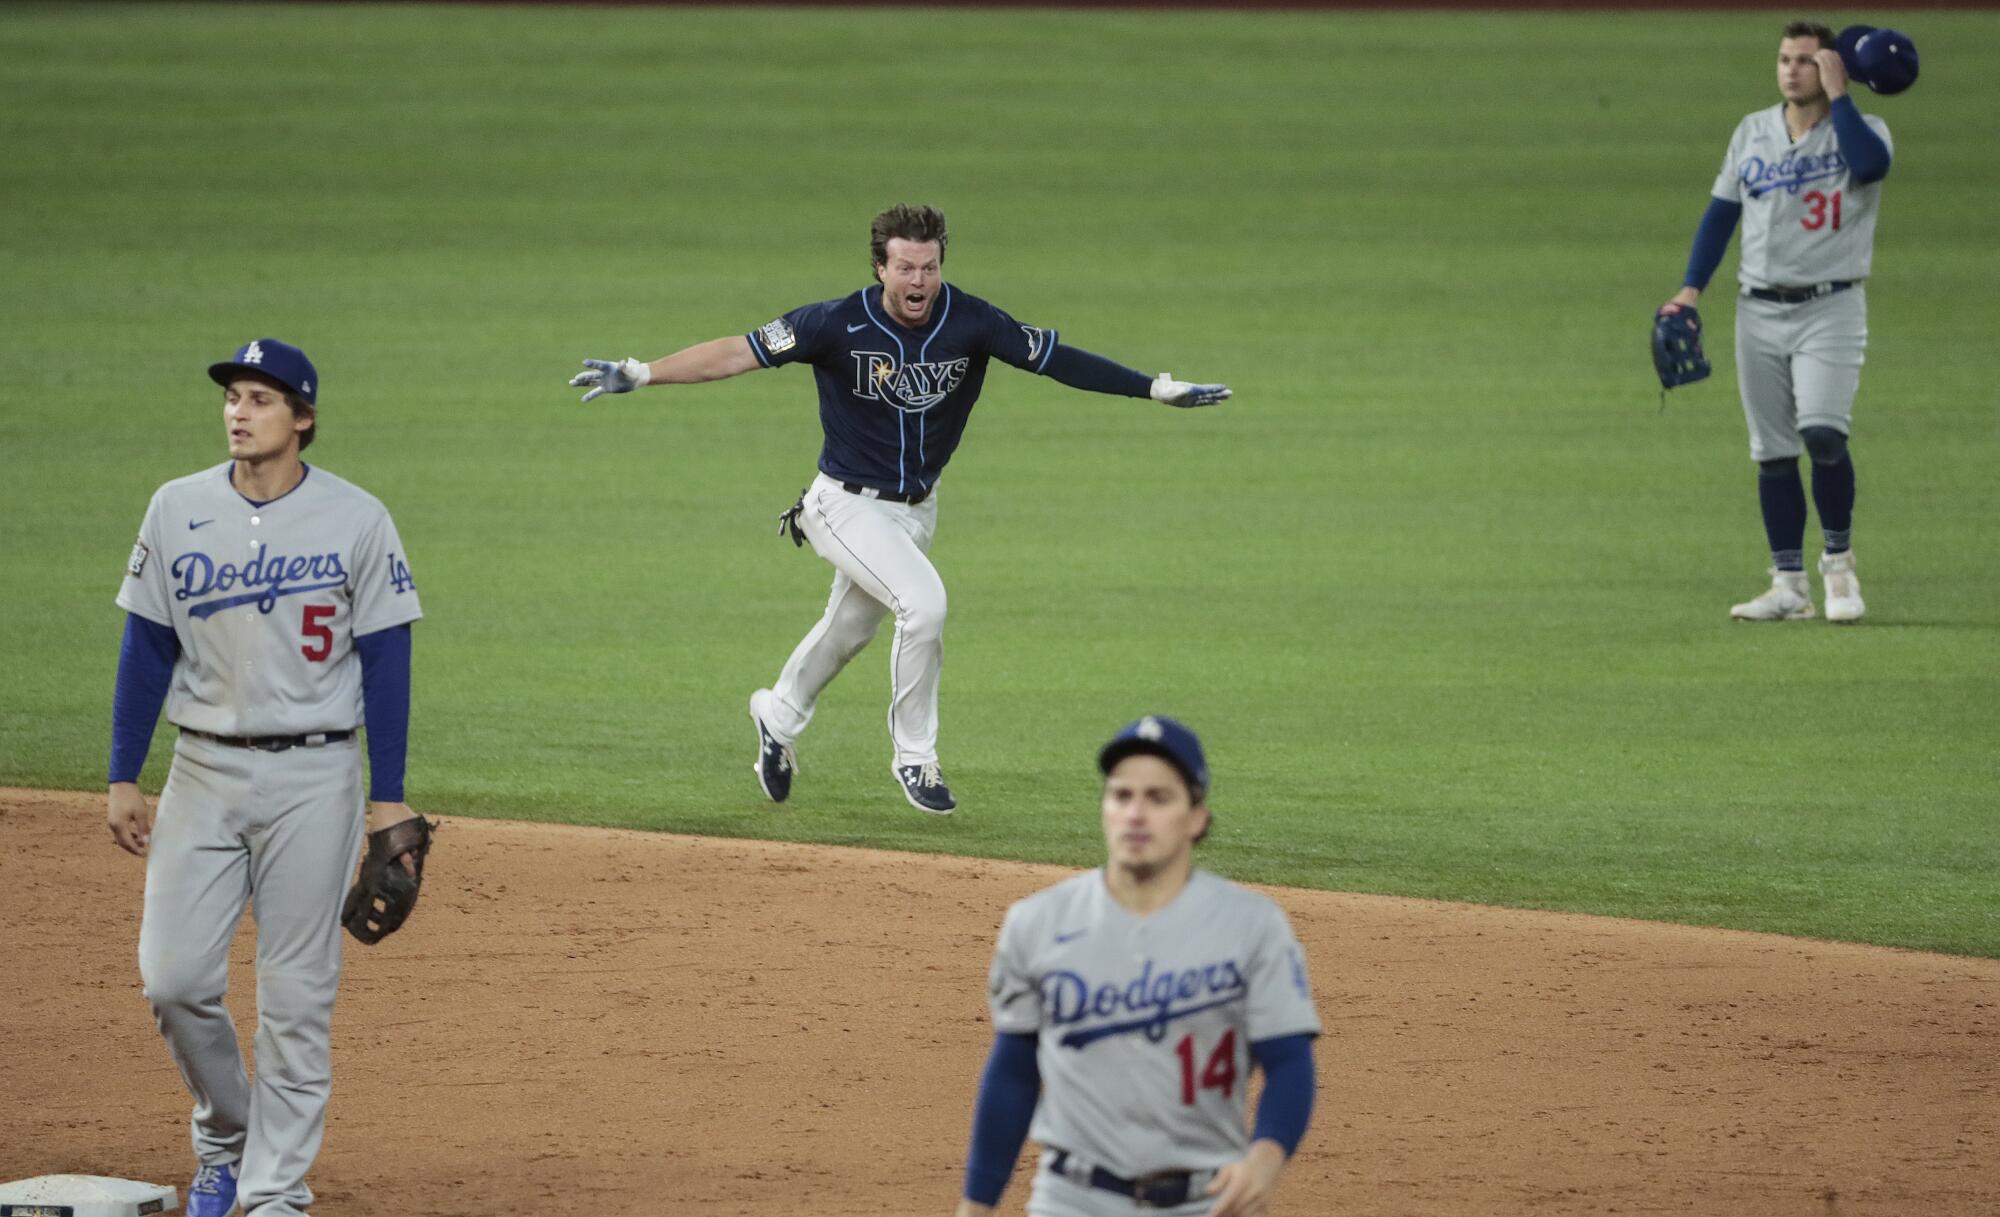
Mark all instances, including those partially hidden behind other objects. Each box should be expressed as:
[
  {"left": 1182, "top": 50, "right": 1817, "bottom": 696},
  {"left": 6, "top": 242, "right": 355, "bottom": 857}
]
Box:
[
  {"left": 173, "top": 546, "right": 347, "bottom": 619},
  {"left": 1043, "top": 957, "right": 1248, "bottom": 1048},
  {"left": 851, "top": 352, "right": 970, "bottom": 412}
]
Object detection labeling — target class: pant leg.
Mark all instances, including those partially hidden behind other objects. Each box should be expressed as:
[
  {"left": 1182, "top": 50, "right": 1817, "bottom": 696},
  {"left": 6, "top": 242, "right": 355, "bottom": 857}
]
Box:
[
  {"left": 1792, "top": 286, "right": 1867, "bottom": 437},
  {"left": 140, "top": 733, "right": 256, "bottom": 1167},
  {"left": 234, "top": 740, "right": 366, "bottom": 1217},
  {"left": 793, "top": 474, "right": 948, "bottom": 767},
  {"left": 765, "top": 567, "right": 890, "bottom": 741},
  {"left": 1735, "top": 295, "right": 1804, "bottom": 462}
]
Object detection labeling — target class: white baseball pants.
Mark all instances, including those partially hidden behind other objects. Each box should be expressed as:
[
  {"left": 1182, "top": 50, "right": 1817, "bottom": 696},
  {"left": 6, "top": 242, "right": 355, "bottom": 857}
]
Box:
[
  {"left": 138, "top": 731, "right": 365, "bottom": 1217},
  {"left": 762, "top": 472, "right": 945, "bottom": 768},
  {"left": 1735, "top": 286, "right": 1868, "bottom": 461}
]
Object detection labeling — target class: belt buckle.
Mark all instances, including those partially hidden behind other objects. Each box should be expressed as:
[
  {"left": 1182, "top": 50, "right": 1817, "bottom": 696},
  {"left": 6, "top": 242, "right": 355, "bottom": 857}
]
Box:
[{"left": 1129, "top": 1171, "right": 1189, "bottom": 1209}]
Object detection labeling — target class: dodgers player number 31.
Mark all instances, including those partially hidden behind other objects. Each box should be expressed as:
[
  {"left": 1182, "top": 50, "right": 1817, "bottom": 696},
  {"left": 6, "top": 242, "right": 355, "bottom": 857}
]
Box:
[
  {"left": 1665, "top": 20, "right": 1904, "bottom": 625},
  {"left": 955, "top": 718, "right": 1320, "bottom": 1217},
  {"left": 570, "top": 204, "right": 1230, "bottom": 817},
  {"left": 106, "top": 339, "right": 424, "bottom": 1217}
]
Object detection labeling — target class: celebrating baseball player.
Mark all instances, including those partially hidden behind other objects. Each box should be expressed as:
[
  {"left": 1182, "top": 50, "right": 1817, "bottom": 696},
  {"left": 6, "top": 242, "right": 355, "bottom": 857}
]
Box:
[
  {"left": 107, "top": 339, "right": 431, "bottom": 1217},
  {"left": 571, "top": 204, "right": 1230, "bottom": 814},
  {"left": 1662, "top": 20, "right": 1904, "bottom": 623},
  {"left": 954, "top": 717, "right": 1320, "bottom": 1217}
]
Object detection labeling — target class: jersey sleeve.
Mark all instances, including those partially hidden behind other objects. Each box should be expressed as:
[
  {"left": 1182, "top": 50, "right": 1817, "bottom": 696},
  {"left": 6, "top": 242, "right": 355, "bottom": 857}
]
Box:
[
  {"left": 1710, "top": 119, "right": 1750, "bottom": 203},
  {"left": 1246, "top": 901, "right": 1323, "bottom": 1043},
  {"left": 986, "top": 902, "right": 1043, "bottom": 1035},
  {"left": 115, "top": 489, "right": 174, "bottom": 627},
  {"left": 348, "top": 507, "right": 423, "bottom": 637},
  {"left": 975, "top": 299, "right": 1059, "bottom": 375},
  {"left": 1866, "top": 113, "right": 1893, "bottom": 157},
  {"left": 746, "top": 300, "right": 835, "bottom": 369}
]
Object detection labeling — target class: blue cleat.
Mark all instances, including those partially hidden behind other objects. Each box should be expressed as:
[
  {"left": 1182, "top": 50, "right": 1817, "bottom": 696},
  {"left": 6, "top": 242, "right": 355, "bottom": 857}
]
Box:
[
  {"left": 895, "top": 762, "right": 956, "bottom": 815},
  {"left": 748, "top": 689, "right": 798, "bottom": 803},
  {"left": 186, "top": 1161, "right": 238, "bottom": 1217}
]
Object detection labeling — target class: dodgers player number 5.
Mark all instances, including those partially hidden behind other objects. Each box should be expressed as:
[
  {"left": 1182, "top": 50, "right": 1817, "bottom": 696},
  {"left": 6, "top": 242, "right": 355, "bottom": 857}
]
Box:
[
  {"left": 955, "top": 718, "right": 1320, "bottom": 1217},
  {"left": 106, "top": 339, "right": 424, "bottom": 1217},
  {"left": 1665, "top": 20, "right": 1900, "bottom": 624},
  {"left": 570, "top": 204, "right": 1230, "bottom": 816}
]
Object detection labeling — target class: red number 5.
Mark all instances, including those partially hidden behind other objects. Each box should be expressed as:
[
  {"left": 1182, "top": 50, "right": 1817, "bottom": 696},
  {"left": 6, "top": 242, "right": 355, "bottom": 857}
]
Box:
[
  {"left": 1801, "top": 190, "right": 1843, "bottom": 232},
  {"left": 1175, "top": 1029, "right": 1238, "bottom": 1104},
  {"left": 301, "top": 604, "right": 335, "bottom": 661}
]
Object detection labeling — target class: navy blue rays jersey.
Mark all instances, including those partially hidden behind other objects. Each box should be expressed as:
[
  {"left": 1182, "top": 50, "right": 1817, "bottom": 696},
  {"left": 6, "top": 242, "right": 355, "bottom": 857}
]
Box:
[{"left": 745, "top": 283, "right": 1057, "bottom": 496}]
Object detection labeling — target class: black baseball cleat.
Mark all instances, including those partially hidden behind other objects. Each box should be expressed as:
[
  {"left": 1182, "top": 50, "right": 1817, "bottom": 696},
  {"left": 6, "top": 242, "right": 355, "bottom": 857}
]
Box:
[
  {"left": 895, "top": 762, "right": 957, "bottom": 815},
  {"left": 748, "top": 689, "right": 797, "bottom": 803}
]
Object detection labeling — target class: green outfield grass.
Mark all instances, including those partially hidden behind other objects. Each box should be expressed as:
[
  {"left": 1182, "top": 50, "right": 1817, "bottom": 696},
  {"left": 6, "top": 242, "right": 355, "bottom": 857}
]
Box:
[{"left": 3, "top": 5, "right": 1996, "bottom": 955}]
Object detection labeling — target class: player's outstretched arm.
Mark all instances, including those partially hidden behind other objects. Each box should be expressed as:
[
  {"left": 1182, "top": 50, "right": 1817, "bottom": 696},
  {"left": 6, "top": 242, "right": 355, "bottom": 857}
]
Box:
[{"left": 570, "top": 336, "right": 761, "bottom": 402}]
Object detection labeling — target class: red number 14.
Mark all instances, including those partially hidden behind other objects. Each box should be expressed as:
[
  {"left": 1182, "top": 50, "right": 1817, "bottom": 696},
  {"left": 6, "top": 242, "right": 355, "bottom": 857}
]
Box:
[
  {"left": 1802, "top": 190, "right": 1842, "bottom": 232},
  {"left": 1175, "top": 1029, "right": 1238, "bottom": 1104}
]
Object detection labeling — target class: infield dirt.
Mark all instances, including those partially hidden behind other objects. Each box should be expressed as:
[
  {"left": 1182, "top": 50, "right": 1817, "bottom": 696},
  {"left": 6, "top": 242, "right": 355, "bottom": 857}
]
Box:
[{"left": 3, "top": 787, "right": 1994, "bottom": 1216}]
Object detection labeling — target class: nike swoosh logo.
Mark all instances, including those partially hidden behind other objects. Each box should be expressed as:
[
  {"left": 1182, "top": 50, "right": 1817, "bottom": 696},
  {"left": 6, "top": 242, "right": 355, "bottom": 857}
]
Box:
[
  {"left": 189, "top": 519, "right": 215, "bottom": 530},
  {"left": 1054, "top": 929, "right": 1087, "bottom": 944},
  {"left": 847, "top": 323, "right": 868, "bottom": 333}
]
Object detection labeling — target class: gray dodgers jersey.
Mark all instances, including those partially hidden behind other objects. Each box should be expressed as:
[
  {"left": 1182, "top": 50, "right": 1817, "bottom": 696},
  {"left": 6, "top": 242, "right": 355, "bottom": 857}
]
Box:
[
  {"left": 1713, "top": 104, "right": 1892, "bottom": 289},
  {"left": 987, "top": 868, "right": 1321, "bottom": 1174},
  {"left": 117, "top": 463, "right": 422, "bottom": 737}
]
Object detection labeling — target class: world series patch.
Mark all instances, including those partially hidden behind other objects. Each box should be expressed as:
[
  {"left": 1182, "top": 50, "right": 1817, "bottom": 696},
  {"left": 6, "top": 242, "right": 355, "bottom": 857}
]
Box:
[
  {"left": 127, "top": 538, "right": 150, "bottom": 577},
  {"left": 759, "top": 318, "right": 797, "bottom": 354}
]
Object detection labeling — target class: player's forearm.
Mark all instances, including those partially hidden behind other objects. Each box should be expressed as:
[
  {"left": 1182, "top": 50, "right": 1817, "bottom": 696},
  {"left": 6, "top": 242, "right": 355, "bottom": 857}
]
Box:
[
  {"left": 647, "top": 336, "right": 761, "bottom": 385},
  {"left": 109, "top": 612, "right": 178, "bottom": 783},
  {"left": 1828, "top": 96, "right": 1891, "bottom": 183},
  {"left": 356, "top": 624, "right": 411, "bottom": 803},
  {"left": 1039, "top": 343, "right": 1153, "bottom": 398},
  {"left": 1682, "top": 197, "right": 1743, "bottom": 292}
]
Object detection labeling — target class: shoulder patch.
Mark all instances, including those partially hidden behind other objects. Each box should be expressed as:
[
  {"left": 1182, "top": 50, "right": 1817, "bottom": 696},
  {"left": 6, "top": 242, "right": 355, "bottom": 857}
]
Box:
[
  {"left": 127, "top": 538, "right": 150, "bottom": 578},
  {"left": 758, "top": 318, "right": 797, "bottom": 355},
  {"left": 1021, "top": 325, "right": 1047, "bottom": 362}
]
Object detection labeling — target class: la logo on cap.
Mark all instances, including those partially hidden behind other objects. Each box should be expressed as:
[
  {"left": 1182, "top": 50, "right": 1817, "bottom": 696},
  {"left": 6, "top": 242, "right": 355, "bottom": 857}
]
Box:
[
  {"left": 1138, "top": 717, "right": 1164, "bottom": 741},
  {"left": 243, "top": 340, "right": 265, "bottom": 365}
]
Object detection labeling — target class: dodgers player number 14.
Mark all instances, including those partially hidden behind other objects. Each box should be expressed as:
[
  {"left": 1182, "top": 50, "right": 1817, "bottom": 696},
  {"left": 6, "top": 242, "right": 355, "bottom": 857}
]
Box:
[{"left": 957, "top": 717, "right": 1320, "bottom": 1217}]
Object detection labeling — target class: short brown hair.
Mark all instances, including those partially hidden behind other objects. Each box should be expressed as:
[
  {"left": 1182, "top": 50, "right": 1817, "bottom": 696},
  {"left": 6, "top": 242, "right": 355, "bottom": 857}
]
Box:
[
  {"left": 869, "top": 204, "right": 948, "bottom": 271},
  {"left": 289, "top": 394, "right": 317, "bottom": 451},
  {"left": 1782, "top": 20, "right": 1836, "bottom": 49}
]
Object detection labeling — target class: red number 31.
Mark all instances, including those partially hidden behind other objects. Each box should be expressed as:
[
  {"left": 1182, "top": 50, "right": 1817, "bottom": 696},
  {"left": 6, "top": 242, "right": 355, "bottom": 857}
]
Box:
[
  {"left": 1175, "top": 1029, "right": 1238, "bottom": 1104},
  {"left": 1801, "top": 190, "right": 1843, "bottom": 232}
]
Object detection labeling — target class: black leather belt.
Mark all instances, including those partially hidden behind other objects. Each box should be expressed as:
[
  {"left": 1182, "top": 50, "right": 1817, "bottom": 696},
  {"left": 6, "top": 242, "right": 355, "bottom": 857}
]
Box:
[
  {"left": 840, "top": 480, "right": 930, "bottom": 505},
  {"left": 184, "top": 728, "right": 353, "bottom": 752},
  {"left": 1048, "top": 1150, "right": 1194, "bottom": 1209},
  {"left": 1748, "top": 281, "right": 1854, "bottom": 304}
]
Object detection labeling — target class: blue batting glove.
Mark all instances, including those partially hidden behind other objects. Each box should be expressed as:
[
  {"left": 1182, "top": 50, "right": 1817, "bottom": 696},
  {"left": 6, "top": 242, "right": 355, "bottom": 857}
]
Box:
[
  {"left": 570, "top": 357, "right": 651, "bottom": 403},
  {"left": 1149, "top": 373, "right": 1232, "bottom": 408}
]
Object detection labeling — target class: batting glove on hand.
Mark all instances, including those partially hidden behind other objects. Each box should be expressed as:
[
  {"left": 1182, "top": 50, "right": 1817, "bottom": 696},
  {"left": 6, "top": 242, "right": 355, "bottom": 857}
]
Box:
[
  {"left": 570, "top": 357, "right": 652, "bottom": 403},
  {"left": 1150, "top": 372, "right": 1232, "bottom": 408}
]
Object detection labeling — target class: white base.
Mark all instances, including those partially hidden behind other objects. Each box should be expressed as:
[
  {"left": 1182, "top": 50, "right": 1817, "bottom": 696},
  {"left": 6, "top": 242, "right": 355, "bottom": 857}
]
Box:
[{"left": 0, "top": 1175, "right": 177, "bottom": 1217}]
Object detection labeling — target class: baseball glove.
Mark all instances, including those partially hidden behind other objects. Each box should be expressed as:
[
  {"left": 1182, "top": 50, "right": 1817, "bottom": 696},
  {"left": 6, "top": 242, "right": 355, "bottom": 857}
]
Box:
[
  {"left": 341, "top": 814, "right": 435, "bottom": 944},
  {"left": 1652, "top": 304, "right": 1711, "bottom": 391}
]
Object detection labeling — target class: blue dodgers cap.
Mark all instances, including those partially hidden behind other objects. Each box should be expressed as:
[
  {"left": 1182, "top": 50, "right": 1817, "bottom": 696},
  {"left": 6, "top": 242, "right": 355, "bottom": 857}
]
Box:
[
  {"left": 1098, "top": 715, "right": 1210, "bottom": 801},
  {"left": 1836, "top": 25, "right": 1920, "bottom": 96},
  {"left": 208, "top": 338, "right": 318, "bottom": 406}
]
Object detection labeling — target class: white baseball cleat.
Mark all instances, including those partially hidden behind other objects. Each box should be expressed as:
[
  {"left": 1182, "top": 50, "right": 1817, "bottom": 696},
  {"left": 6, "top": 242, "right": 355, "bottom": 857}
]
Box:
[
  {"left": 1819, "top": 550, "right": 1866, "bottom": 623},
  {"left": 1730, "top": 568, "right": 1816, "bottom": 621}
]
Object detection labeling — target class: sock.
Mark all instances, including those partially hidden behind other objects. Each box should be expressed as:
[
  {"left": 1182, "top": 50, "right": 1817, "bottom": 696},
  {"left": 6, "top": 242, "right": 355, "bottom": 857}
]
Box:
[
  {"left": 1812, "top": 454, "right": 1856, "bottom": 550},
  {"left": 1757, "top": 461, "right": 1808, "bottom": 571}
]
